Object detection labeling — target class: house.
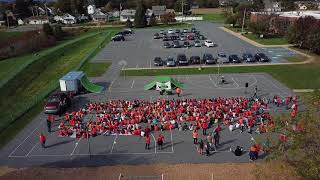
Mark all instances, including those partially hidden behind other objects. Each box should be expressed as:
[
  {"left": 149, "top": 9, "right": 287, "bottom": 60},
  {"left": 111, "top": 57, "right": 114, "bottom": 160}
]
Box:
[
  {"left": 91, "top": 9, "right": 109, "bottom": 22},
  {"left": 152, "top": 6, "right": 166, "bottom": 19},
  {"left": 87, "top": 4, "right": 96, "bottom": 15},
  {"left": 17, "top": 18, "right": 24, "bottom": 25},
  {"left": 27, "top": 16, "right": 49, "bottom": 25},
  {"left": 265, "top": 0, "right": 282, "bottom": 12},
  {"left": 299, "top": 4, "right": 308, "bottom": 10},
  {"left": 112, "top": 11, "right": 120, "bottom": 17},
  {"left": 77, "top": 14, "right": 89, "bottom": 22},
  {"left": 120, "top": 9, "right": 136, "bottom": 22},
  {"left": 54, "top": 13, "right": 76, "bottom": 24}
]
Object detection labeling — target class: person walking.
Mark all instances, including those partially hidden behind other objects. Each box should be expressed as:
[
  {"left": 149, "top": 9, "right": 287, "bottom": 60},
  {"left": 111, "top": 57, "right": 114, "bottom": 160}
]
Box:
[
  {"left": 193, "top": 129, "right": 198, "bottom": 144},
  {"left": 254, "top": 85, "right": 258, "bottom": 98},
  {"left": 198, "top": 139, "right": 204, "bottom": 155},
  {"left": 202, "top": 121, "right": 207, "bottom": 135},
  {"left": 176, "top": 87, "right": 182, "bottom": 97},
  {"left": 205, "top": 141, "right": 210, "bottom": 156},
  {"left": 46, "top": 117, "right": 52, "bottom": 133},
  {"left": 145, "top": 135, "right": 151, "bottom": 150},
  {"left": 39, "top": 133, "right": 46, "bottom": 148},
  {"left": 213, "top": 132, "right": 220, "bottom": 147},
  {"left": 157, "top": 134, "right": 164, "bottom": 150}
]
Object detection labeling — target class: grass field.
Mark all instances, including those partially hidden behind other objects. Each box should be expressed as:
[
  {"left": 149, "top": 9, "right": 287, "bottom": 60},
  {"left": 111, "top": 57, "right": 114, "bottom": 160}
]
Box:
[
  {"left": 122, "top": 60, "right": 320, "bottom": 89},
  {"left": 201, "top": 13, "right": 226, "bottom": 23},
  {"left": 0, "top": 29, "right": 118, "bottom": 141},
  {"left": 243, "top": 33, "right": 289, "bottom": 45},
  {"left": 81, "top": 62, "right": 111, "bottom": 77}
]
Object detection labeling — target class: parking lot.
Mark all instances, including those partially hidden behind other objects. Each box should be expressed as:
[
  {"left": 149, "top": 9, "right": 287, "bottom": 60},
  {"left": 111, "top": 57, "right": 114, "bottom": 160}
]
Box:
[
  {"left": 1, "top": 73, "right": 298, "bottom": 167},
  {"left": 93, "top": 22, "right": 296, "bottom": 68}
]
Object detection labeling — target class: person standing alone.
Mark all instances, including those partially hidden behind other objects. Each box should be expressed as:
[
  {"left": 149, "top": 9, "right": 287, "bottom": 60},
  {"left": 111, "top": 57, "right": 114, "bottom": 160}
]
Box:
[
  {"left": 176, "top": 87, "right": 182, "bottom": 97},
  {"left": 39, "top": 133, "right": 46, "bottom": 148},
  {"left": 145, "top": 135, "right": 151, "bottom": 150}
]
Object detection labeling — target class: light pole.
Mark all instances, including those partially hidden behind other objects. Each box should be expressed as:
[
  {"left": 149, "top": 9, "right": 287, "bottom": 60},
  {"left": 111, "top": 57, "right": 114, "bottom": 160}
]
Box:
[{"left": 241, "top": 8, "right": 246, "bottom": 34}]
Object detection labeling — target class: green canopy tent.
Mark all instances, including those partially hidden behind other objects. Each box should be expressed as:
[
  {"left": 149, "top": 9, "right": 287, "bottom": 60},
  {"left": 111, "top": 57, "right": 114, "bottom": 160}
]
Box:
[{"left": 144, "top": 76, "right": 186, "bottom": 93}]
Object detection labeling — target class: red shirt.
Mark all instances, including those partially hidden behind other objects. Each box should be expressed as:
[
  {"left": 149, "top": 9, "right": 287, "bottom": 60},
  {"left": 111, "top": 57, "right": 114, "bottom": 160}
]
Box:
[
  {"left": 39, "top": 134, "right": 46, "bottom": 142},
  {"left": 145, "top": 136, "right": 151, "bottom": 144},
  {"left": 157, "top": 135, "right": 164, "bottom": 142}
]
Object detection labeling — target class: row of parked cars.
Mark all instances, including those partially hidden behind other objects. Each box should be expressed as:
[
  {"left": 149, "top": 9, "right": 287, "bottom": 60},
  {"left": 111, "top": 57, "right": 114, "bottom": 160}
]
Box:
[
  {"left": 111, "top": 29, "right": 133, "bottom": 41},
  {"left": 163, "top": 40, "right": 217, "bottom": 48},
  {"left": 154, "top": 28, "right": 207, "bottom": 41},
  {"left": 154, "top": 53, "right": 271, "bottom": 67}
]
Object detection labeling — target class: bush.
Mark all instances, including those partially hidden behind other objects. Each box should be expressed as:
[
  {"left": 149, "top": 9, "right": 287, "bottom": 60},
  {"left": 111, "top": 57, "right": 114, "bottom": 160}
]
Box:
[
  {"left": 42, "top": 23, "right": 53, "bottom": 36},
  {"left": 149, "top": 14, "right": 157, "bottom": 26},
  {"left": 126, "top": 19, "right": 133, "bottom": 28}
]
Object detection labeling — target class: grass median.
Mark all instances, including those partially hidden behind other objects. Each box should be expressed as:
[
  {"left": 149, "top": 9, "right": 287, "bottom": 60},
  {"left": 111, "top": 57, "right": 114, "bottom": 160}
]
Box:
[{"left": 0, "top": 29, "right": 118, "bottom": 147}]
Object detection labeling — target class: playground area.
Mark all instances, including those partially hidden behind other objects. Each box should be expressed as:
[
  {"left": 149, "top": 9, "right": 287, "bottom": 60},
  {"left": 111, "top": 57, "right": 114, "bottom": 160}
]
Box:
[{"left": 2, "top": 73, "right": 297, "bottom": 167}]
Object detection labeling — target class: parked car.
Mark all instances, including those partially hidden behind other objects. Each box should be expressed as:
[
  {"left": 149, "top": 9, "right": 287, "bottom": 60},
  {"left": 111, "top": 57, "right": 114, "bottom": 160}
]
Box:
[
  {"left": 166, "top": 57, "right": 176, "bottom": 67},
  {"left": 203, "top": 53, "right": 217, "bottom": 64},
  {"left": 191, "top": 27, "right": 196, "bottom": 33},
  {"left": 194, "top": 40, "right": 202, "bottom": 47},
  {"left": 122, "top": 29, "right": 133, "bottom": 35},
  {"left": 183, "top": 29, "right": 188, "bottom": 33},
  {"left": 162, "top": 35, "right": 170, "bottom": 41},
  {"left": 44, "top": 93, "right": 71, "bottom": 115},
  {"left": 160, "top": 30, "right": 164, "bottom": 34},
  {"left": 190, "top": 56, "right": 201, "bottom": 64},
  {"left": 217, "top": 52, "right": 229, "bottom": 64},
  {"left": 183, "top": 41, "right": 192, "bottom": 48},
  {"left": 242, "top": 53, "right": 256, "bottom": 62},
  {"left": 180, "top": 36, "right": 187, "bottom": 41},
  {"left": 187, "top": 35, "right": 195, "bottom": 40},
  {"left": 173, "top": 40, "right": 181, "bottom": 48},
  {"left": 177, "top": 54, "right": 188, "bottom": 66},
  {"left": 154, "top": 57, "right": 164, "bottom": 66},
  {"left": 229, "top": 54, "right": 242, "bottom": 63},
  {"left": 204, "top": 40, "right": 216, "bottom": 47},
  {"left": 197, "top": 34, "right": 206, "bottom": 40},
  {"left": 170, "top": 35, "right": 178, "bottom": 41},
  {"left": 255, "top": 53, "right": 271, "bottom": 62},
  {"left": 112, "top": 35, "right": 125, "bottom": 41},
  {"left": 168, "top": 29, "right": 174, "bottom": 34},
  {"left": 175, "top": 29, "right": 180, "bottom": 33},
  {"left": 153, "top": 33, "right": 160, "bottom": 39},
  {"left": 163, "top": 42, "right": 172, "bottom": 48}
]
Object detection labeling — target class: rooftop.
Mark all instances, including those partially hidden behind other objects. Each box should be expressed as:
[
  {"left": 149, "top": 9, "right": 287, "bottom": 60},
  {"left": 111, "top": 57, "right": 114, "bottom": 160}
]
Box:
[{"left": 252, "top": 10, "right": 320, "bottom": 19}]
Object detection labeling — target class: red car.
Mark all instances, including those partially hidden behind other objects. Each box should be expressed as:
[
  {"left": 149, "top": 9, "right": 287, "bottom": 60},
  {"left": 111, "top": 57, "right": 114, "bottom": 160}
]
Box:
[
  {"left": 44, "top": 93, "right": 71, "bottom": 115},
  {"left": 187, "top": 35, "right": 195, "bottom": 40}
]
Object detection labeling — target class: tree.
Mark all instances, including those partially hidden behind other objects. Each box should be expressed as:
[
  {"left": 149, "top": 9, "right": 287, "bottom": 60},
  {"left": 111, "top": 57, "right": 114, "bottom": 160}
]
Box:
[
  {"left": 207, "top": 0, "right": 220, "bottom": 8},
  {"left": 161, "top": 12, "right": 176, "bottom": 24},
  {"left": 252, "top": 0, "right": 264, "bottom": 11},
  {"left": 149, "top": 13, "right": 157, "bottom": 26},
  {"left": 52, "top": 25, "right": 65, "bottom": 40},
  {"left": 43, "top": 23, "right": 53, "bottom": 36},
  {"left": 134, "top": 0, "right": 147, "bottom": 28},
  {"left": 104, "top": 1, "right": 113, "bottom": 11},
  {"left": 248, "top": 19, "right": 270, "bottom": 35},
  {"left": 126, "top": 19, "right": 133, "bottom": 28},
  {"left": 15, "top": 0, "right": 33, "bottom": 18},
  {"left": 174, "top": 0, "right": 191, "bottom": 13},
  {"left": 280, "top": 0, "right": 295, "bottom": 11}
]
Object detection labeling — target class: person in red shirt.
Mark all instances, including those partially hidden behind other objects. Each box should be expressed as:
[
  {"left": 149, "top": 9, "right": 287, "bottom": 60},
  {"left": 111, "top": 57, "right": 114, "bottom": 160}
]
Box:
[
  {"left": 176, "top": 88, "right": 182, "bottom": 97},
  {"left": 157, "top": 134, "right": 164, "bottom": 150},
  {"left": 201, "top": 121, "right": 208, "bottom": 135},
  {"left": 193, "top": 130, "right": 198, "bottom": 144},
  {"left": 39, "top": 133, "right": 46, "bottom": 148},
  {"left": 145, "top": 135, "right": 151, "bottom": 150}
]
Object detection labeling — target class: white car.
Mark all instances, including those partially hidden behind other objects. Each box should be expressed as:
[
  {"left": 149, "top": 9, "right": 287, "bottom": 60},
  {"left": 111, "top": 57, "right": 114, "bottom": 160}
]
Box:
[
  {"left": 168, "top": 29, "right": 174, "bottom": 34},
  {"left": 204, "top": 40, "right": 216, "bottom": 47}
]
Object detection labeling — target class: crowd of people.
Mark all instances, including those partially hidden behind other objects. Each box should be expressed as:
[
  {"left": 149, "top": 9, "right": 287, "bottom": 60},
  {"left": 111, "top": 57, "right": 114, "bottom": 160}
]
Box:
[{"left": 43, "top": 95, "right": 297, "bottom": 161}]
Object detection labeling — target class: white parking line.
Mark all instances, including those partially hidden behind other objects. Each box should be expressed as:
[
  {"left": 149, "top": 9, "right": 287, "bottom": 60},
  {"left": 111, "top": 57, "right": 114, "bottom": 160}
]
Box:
[
  {"left": 108, "top": 79, "right": 116, "bottom": 92},
  {"left": 149, "top": 60, "right": 152, "bottom": 68},
  {"left": 8, "top": 120, "right": 45, "bottom": 157},
  {"left": 170, "top": 129, "right": 174, "bottom": 153},
  {"left": 231, "top": 77, "right": 240, "bottom": 88},
  {"left": 208, "top": 75, "right": 218, "bottom": 88},
  {"left": 26, "top": 142, "right": 39, "bottom": 157},
  {"left": 110, "top": 135, "right": 118, "bottom": 154},
  {"left": 70, "top": 138, "right": 82, "bottom": 156},
  {"left": 151, "top": 133, "right": 157, "bottom": 154},
  {"left": 130, "top": 79, "right": 135, "bottom": 89},
  {"left": 136, "top": 64, "right": 139, "bottom": 68}
]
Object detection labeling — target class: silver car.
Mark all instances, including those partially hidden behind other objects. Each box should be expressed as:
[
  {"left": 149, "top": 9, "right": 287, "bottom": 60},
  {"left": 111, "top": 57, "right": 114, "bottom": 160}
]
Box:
[
  {"left": 217, "top": 53, "right": 229, "bottom": 64},
  {"left": 194, "top": 40, "right": 202, "bottom": 47},
  {"left": 166, "top": 57, "right": 176, "bottom": 67}
]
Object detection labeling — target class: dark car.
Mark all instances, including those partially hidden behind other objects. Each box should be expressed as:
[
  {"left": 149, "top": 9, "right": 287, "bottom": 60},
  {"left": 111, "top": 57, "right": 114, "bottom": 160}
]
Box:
[
  {"left": 162, "top": 35, "right": 170, "bottom": 41},
  {"left": 166, "top": 57, "right": 176, "bottom": 67},
  {"left": 183, "top": 41, "right": 192, "bottom": 48},
  {"left": 170, "top": 35, "right": 178, "bottom": 41},
  {"left": 173, "top": 40, "right": 181, "bottom": 48},
  {"left": 229, "top": 54, "right": 242, "bottom": 63},
  {"left": 242, "top": 53, "right": 256, "bottom": 62},
  {"left": 122, "top": 29, "right": 133, "bottom": 35},
  {"left": 190, "top": 56, "right": 201, "bottom": 64},
  {"left": 112, "top": 35, "right": 125, "bottom": 41},
  {"left": 154, "top": 33, "right": 160, "bottom": 39},
  {"left": 191, "top": 27, "right": 196, "bottom": 33},
  {"left": 154, "top": 57, "right": 164, "bottom": 66},
  {"left": 197, "top": 34, "right": 206, "bottom": 40},
  {"left": 180, "top": 35, "right": 187, "bottom": 41},
  {"left": 177, "top": 54, "right": 188, "bottom": 66},
  {"left": 175, "top": 29, "right": 180, "bottom": 33},
  {"left": 194, "top": 40, "right": 202, "bottom": 47},
  {"left": 255, "top": 53, "right": 270, "bottom": 62},
  {"left": 203, "top": 53, "right": 217, "bottom": 64},
  {"left": 44, "top": 93, "right": 71, "bottom": 115},
  {"left": 163, "top": 42, "right": 172, "bottom": 48}
]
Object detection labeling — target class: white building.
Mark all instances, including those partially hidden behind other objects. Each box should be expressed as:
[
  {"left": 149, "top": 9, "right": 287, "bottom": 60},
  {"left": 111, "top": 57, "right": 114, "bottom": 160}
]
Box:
[
  {"left": 27, "top": 16, "right": 49, "bottom": 25},
  {"left": 120, "top": 9, "right": 136, "bottom": 22},
  {"left": 87, "top": 5, "right": 96, "bottom": 15},
  {"left": 54, "top": 13, "right": 76, "bottom": 24}
]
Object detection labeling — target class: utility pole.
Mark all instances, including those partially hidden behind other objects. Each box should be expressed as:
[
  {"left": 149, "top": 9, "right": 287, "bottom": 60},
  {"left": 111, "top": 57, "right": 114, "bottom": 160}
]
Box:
[
  {"left": 241, "top": 8, "right": 246, "bottom": 34},
  {"left": 181, "top": 0, "right": 184, "bottom": 22}
]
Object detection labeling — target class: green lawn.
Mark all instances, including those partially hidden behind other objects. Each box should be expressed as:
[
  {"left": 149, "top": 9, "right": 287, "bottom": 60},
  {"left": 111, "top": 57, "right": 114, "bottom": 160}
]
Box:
[
  {"left": 81, "top": 62, "right": 111, "bottom": 77},
  {"left": 201, "top": 13, "right": 226, "bottom": 23},
  {"left": 284, "top": 55, "right": 305, "bottom": 62},
  {"left": 0, "top": 29, "right": 118, "bottom": 134},
  {"left": 0, "top": 31, "right": 23, "bottom": 42},
  {"left": 121, "top": 63, "right": 320, "bottom": 89},
  {"left": 243, "top": 33, "right": 289, "bottom": 45}
]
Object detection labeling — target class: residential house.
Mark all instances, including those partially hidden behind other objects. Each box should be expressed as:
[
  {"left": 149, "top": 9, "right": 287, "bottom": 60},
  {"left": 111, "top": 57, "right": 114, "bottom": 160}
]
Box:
[
  {"left": 87, "top": 4, "right": 96, "bottom": 15},
  {"left": 18, "top": 18, "right": 24, "bottom": 25},
  {"left": 77, "top": 14, "right": 89, "bottom": 22},
  {"left": 54, "top": 13, "right": 76, "bottom": 24},
  {"left": 27, "top": 16, "right": 49, "bottom": 25},
  {"left": 120, "top": 9, "right": 136, "bottom": 22},
  {"left": 91, "top": 9, "right": 109, "bottom": 22},
  {"left": 112, "top": 11, "right": 120, "bottom": 17},
  {"left": 264, "top": 0, "right": 282, "bottom": 12},
  {"left": 152, "top": 6, "right": 166, "bottom": 19}
]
